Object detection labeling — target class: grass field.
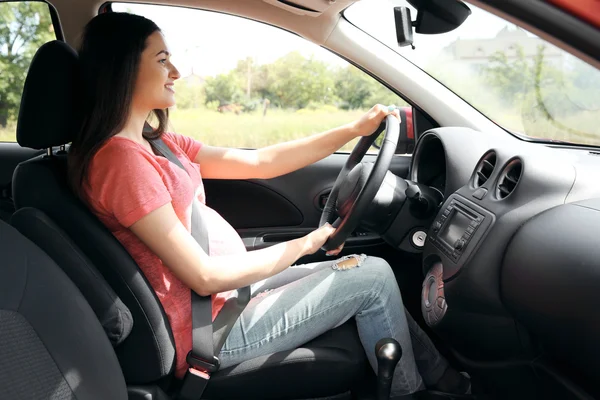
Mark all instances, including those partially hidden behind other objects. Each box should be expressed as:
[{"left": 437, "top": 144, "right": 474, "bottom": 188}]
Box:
[
  {"left": 0, "top": 108, "right": 367, "bottom": 151},
  {"left": 168, "top": 108, "right": 366, "bottom": 151},
  {"left": 0, "top": 123, "right": 16, "bottom": 143},
  {"left": 1, "top": 107, "right": 598, "bottom": 148}
]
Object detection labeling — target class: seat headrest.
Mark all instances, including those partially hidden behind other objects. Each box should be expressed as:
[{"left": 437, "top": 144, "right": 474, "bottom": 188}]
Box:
[{"left": 17, "top": 40, "right": 79, "bottom": 149}]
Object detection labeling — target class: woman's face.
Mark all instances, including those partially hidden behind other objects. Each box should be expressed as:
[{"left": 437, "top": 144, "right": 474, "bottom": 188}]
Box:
[{"left": 132, "top": 31, "right": 180, "bottom": 111}]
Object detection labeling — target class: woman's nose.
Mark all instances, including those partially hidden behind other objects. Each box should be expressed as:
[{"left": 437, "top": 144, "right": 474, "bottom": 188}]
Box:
[{"left": 170, "top": 64, "right": 181, "bottom": 80}]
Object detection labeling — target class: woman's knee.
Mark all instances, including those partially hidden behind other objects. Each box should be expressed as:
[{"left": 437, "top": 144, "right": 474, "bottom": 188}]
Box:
[
  {"left": 363, "top": 256, "right": 403, "bottom": 296},
  {"left": 362, "top": 256, "right": 395, "bottom": 278},
  {"left": 328, "top": 255, "right": 396, "bottom": 288},
  {"left": 338, "top": 255, "right": 395, "bottom": 289}
]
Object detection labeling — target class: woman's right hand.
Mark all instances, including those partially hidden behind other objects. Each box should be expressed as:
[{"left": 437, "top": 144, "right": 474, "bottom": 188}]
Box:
[{"left": 303, "top": 223, "right": 343, "bottom": 256}]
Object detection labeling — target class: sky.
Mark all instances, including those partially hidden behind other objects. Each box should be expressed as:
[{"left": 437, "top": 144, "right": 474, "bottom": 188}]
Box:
[{"left": 112, "top": 0, "right": 536, "bottom": 78}]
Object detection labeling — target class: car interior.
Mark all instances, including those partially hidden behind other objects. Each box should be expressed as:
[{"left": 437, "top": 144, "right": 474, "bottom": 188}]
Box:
[{"left": 0, "top": 0, "right": 599, "bottom": 399}]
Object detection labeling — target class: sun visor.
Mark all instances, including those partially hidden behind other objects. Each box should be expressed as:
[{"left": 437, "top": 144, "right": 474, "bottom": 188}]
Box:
[{"left": 263, "top": 0, "right": 337, "bottom": 16}]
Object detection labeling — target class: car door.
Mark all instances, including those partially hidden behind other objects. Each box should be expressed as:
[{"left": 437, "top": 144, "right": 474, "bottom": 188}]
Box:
[
  {"left": 204, "top": 150, "right": 413, "bottom": 250},
  {"left": 0, "top": 1, "right": 59, "bottom": 221}
]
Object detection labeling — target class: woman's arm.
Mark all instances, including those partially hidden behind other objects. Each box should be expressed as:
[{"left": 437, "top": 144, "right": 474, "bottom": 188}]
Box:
[
  {"left": 129, "top": 202, "right": 336, "bottom": 296},
  {"left": 195, "top": 104, "right": 400, "bottom": 180}
]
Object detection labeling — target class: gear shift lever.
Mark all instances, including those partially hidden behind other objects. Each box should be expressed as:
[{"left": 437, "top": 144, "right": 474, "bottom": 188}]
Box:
[{"left": 375, "top": 338, "right": 402, "bottom": 400}]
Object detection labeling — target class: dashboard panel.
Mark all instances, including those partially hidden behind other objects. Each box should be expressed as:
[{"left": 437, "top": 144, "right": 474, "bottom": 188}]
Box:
[
  {"left": 408, "top": 127, "right": 600, "bottom": 396},
  {"left": 411, "top": 134, "right": 447, "bottom": 194}
]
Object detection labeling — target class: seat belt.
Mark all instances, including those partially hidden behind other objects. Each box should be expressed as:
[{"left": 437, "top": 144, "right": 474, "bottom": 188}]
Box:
[{"left": 147, "top": 130, "right": 250, "bottom": 399}]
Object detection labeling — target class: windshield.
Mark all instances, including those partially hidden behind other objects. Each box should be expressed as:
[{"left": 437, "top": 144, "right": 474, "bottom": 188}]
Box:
[{"left": 345, "top": 1, "right": 600, "bottom": 146}]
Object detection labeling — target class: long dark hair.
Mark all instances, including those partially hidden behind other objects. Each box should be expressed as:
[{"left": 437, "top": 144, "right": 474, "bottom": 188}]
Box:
[{"left": 68, "top": 12, "right": 169, "bottom": 199}]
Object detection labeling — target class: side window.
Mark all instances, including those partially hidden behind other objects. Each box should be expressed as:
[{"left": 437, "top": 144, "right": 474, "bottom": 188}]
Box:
[
  {"left": 0, "top": 1, "right": 56, "bottom": 142},
  {"left": 112, "top": 3, "right": 407, "bottom": 152}
]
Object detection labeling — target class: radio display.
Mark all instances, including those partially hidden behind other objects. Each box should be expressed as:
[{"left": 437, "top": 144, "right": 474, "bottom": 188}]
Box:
[{"left": 439, "top": 210, "right": 472, "bottom": 246}]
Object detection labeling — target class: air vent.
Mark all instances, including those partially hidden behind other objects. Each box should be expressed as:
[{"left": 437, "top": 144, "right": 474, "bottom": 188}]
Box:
[
  {"left": 496, "top": 159, "right": 523, "bottom": 199},
  {"left": 473, "top": 151, "right": 496, "bottom": 188}
]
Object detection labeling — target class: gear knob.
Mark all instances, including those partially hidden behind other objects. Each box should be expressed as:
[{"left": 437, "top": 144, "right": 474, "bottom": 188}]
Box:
[{"left": 375, "top": 338, "right": 402, "bottom": 400}]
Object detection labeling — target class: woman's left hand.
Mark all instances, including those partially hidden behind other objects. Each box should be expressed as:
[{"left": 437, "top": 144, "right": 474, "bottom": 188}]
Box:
[
  {"left": 326, "top": 242, "right": 345, "bottom": 257},
  {"left": 352, "top": 104, "right": 402, "bottom": 137}
]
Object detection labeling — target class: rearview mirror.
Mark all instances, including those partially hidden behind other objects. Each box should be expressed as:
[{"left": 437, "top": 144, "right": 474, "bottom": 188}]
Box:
[
  {"left": 395, "top": 0, "right": 471, "bottom": 47},
  {"left": 394, "top": 7, "right": 414, "bottom": 48}
]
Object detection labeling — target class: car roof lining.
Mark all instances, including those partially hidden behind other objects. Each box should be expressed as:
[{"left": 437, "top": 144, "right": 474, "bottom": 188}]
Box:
[
  {"left": 47, "top": 0, "right": 599, "bottom": 72},
  {"left": 48, "top": 0, "right": 356, "bottom": 48}
]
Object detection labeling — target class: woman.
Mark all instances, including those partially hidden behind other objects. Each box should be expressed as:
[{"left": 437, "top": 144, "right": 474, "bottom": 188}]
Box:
[{"left": 68, "top": 12, "right": 469, "bottom": 397}]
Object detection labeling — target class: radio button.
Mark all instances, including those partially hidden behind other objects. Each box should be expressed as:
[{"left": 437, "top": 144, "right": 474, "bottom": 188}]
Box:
[{"left": 454, "top": 239, "right": 465, "bottom": 251}]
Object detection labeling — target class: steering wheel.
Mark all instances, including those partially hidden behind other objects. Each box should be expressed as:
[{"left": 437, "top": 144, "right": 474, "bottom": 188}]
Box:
[{"left": 319, "top": 114, "right": 400, "bottom": 251}]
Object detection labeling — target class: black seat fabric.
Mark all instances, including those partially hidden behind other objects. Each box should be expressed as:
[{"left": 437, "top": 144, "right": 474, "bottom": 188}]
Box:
[
  {"left": 11, "top": 207, "right": 133, "bottom": 347},
  {"left": 204, "top": 321, "right": 366, "bottom": 399},
  {"left": 0, "top": 220, "right": 128, "bottom": 400},
  {"left": 13, "top": 152, "right": 177, "bottom": 384},
  {"left": 15, "top": 41, "right": 176, "bottom": 385},
  {"left": 14, "top": 40, "right": 368, "bottom": 398}
]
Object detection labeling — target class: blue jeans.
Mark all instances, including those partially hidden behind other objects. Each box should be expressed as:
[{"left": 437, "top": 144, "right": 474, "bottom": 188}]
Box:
[{"left": 218, "top": 256, "right": 448, "bottom": 396}]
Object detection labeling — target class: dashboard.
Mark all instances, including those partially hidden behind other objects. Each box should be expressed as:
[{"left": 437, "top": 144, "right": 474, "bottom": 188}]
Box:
[
  {"left": 408, "top": 127, "right": 600, "bottom": 397},
  {"left": 411, "top": 134, "right": 447, "bottom": 194}
]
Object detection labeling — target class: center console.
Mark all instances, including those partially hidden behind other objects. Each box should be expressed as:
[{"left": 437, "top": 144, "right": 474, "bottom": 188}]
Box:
[
  {"left": 425, "top": 194, "right": 494, "bottom": 279},
  {"left": 429, "top": 199, "right": 486, "bottom": 263},
  {"left": 421, "top": 194, "right": 494, "bottom": 326}
]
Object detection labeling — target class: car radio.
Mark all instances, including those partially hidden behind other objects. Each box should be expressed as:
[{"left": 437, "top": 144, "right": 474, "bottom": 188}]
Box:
[{"left": 429, "top": 199, "right": 485, "bottom": 262}]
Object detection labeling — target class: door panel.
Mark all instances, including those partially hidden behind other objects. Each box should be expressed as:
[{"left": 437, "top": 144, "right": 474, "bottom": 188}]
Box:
[
  {"left": 204, "top": 152, "right": 412, "bottom": 253},
  {"left": 0, "top": 143, "right": 45, "bottom": 221},
  {"left": 203, "top": 180, "right": 303, "bottom": 228},
  {"left": 205, "top": 152, "right": 425, "bottom": 317}
]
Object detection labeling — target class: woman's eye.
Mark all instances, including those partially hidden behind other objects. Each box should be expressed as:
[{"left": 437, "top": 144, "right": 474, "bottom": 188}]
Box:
[{"left": 159, "top": 59, "right": 167, "bottom": 64}]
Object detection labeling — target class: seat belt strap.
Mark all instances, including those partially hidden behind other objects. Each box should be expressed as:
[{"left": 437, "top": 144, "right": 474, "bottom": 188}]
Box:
[
  {"left": 147, "top": 137, "right": 251, "bottom": 353},
  {"left": 147, "top": 126, "right": 250, "bottom": 399}
]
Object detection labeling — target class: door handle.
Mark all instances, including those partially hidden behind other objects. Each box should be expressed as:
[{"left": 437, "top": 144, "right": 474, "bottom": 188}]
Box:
[{"left": 243, "top": 230, "right": 383, "bottom": 251}]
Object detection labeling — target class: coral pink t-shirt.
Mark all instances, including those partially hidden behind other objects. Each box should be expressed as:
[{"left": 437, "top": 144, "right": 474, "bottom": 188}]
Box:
[{"left": 85, "top": 132, "right": 247, "bottom": 379}]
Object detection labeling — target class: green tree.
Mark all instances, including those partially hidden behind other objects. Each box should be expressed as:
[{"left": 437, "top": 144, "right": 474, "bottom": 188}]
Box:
[
  {"left": 568, "top": 58, "right": 600, "bottom": 111},
  {"left": 334, "top": 66, "right": 372, "bottom": 109},
  {"left": 365, "top": 82, "right": 408, "bottom": 108},
  {"left": 174, "top": 77, "right": 205, "bottom": 109},
  {"left": 334, "top": 65, "right": 407, "bottom": 109},
  {"left": 203, "top": 52, "right": 406, "bottom": 112},
  {"left": 481, "top": 45, "right": 534, "bottom": 103},
  {"left": 234, "top": 57, "right": 255, "bottom": 97},
  {"left": 521, "top": 45, "right": 598, "bottom": 140},
  {"left": 204, "top": 72, "right": 243, "bottom": 106},
  {"left": 482, "top": 44, "right": 598, "bottom": 140},
  {"left": 0, "top": 2, "right": 54, "bottom": 127},
  {"left": 481, "top": 44, "right": 569, "bottom": 110},
  {"left": 241, "top": 63, "right": 280, "bottom": 109},
  {"left": 267, "top": 52, "right": 337, "bottom": 109},
  {"left": 232, "top": 57, "right": 269, "bottom": 112}
]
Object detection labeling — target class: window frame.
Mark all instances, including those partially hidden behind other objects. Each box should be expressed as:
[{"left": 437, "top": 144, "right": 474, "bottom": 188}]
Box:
[{"left": 101, "top": 1, "right": 436, "bottom": 154}]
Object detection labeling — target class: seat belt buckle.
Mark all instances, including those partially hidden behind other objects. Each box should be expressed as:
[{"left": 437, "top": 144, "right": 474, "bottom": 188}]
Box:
[
  {"left": 178, "top": 353, "right": 219, "bottom": 400},
  {"left": 186, "top": 351, "right": 220, "bottom": 373},
  {"left": 178, "top": 366, "right": 211, "bottom": 400}
]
